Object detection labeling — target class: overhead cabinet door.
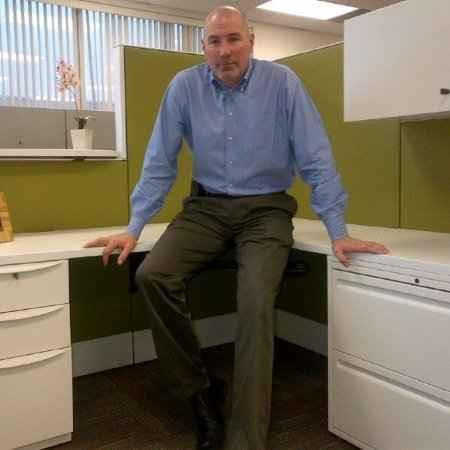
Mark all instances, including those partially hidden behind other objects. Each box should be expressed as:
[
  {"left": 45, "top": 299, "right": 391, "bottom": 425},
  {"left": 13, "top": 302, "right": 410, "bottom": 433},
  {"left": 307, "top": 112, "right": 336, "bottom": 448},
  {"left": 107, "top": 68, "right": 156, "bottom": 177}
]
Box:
[{"left": 344, "top": 0, "right": 450, "bottom": 121}]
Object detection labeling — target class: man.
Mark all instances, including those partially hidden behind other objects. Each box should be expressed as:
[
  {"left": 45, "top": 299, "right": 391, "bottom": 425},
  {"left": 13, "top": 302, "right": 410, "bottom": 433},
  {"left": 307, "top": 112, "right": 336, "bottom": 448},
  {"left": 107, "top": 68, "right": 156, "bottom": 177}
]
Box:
[{"left": 86, "top": 6, "right": 388, "bottom": 450}]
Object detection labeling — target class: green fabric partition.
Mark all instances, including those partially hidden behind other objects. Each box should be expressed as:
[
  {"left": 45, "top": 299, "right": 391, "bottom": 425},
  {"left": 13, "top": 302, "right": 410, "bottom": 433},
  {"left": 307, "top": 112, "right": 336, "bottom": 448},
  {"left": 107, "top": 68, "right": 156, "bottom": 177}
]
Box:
[
  {"left": 278, "top": 45, "right": 401, "bottom": 228},
  {"left": 70, "top": 256, "right": 130, "bottom": 342},
  {"left": 124, "top": 47, "right": 203, "bottom": 223},
  {"left": 0, "top": 161, "right": 128, "bottom": 233},
  {"left": 276, "top": 251, "right": 327, "bottom": 324},
  {"left": 401, "top": 118, "right": 450, "bottom": 233}
]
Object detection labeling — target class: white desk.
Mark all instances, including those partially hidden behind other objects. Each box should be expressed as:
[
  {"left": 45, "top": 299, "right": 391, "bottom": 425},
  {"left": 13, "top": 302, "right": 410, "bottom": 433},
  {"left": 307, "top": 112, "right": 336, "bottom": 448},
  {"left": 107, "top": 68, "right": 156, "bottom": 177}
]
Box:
[{"left": 2, "top": 218, "right": 450, "bottom": 271}]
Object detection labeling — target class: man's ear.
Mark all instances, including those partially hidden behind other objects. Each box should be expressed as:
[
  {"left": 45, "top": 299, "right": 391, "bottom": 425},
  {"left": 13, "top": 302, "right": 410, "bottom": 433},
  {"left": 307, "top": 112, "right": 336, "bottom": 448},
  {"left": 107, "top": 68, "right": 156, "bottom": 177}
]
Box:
[
  {"left": 249, "top": 32, "right": 255, "bottom": 53},
  {"left": 201, "top": 38, "right": 206, "bottom": 54}
]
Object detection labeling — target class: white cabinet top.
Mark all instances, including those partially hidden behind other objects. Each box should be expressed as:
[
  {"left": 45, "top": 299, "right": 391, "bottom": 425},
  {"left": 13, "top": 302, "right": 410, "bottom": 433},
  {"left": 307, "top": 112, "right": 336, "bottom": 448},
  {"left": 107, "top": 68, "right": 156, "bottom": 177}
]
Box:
[
  {"left": 0, "top": 219, "right": 449, "bottom": 275},
  {"left": 0, "top": 219, "right": 450, "bottom": 275}
]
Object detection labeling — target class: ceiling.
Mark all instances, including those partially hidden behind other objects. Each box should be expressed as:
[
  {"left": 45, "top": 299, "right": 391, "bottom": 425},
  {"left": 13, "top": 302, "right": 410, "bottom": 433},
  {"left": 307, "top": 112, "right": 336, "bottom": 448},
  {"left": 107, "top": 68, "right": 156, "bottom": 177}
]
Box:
[{"left": 135, "top": 0, "right": 404, "bottom": 35}]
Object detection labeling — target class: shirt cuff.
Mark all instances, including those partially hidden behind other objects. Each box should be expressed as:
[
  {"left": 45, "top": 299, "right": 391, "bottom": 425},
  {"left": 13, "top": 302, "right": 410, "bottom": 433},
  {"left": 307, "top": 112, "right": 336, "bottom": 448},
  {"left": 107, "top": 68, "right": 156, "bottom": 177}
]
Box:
[
  {"left": 127, "top": 217, "right": 146, "bottom": 239},
  {"left": 322, "top": 214, "right": 348, "bottom": 241}
]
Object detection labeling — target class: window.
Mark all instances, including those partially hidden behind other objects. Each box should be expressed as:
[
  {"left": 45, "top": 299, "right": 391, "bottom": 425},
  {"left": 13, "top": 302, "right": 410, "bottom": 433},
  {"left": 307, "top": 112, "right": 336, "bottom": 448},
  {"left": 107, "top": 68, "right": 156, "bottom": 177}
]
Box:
[
  {"left": 0, "top": 0, "right": 76, "bottom": 108},
  {"left": 0, "top": 0, "right": 204, "bottom": 111},
  {"left": 82, "top": 10, "right": 204, "bottom": 111}
]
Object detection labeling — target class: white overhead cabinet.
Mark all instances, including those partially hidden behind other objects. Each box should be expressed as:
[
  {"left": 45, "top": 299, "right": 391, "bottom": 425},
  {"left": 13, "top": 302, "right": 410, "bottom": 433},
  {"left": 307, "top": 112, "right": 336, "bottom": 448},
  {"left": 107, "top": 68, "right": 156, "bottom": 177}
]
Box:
[{"left": 344, "top": 0, "right": 450, "bottom": 121}]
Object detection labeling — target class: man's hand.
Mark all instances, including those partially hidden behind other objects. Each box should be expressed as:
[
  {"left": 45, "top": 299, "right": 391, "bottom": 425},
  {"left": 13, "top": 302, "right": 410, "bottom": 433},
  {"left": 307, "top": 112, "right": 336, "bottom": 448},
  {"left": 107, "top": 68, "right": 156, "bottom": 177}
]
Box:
[
  {"left": 84, "top": 232, "right": 137, "bottom": 266},
  {"left": 332, "top": 236, "right": 389, "bottom": 267}
]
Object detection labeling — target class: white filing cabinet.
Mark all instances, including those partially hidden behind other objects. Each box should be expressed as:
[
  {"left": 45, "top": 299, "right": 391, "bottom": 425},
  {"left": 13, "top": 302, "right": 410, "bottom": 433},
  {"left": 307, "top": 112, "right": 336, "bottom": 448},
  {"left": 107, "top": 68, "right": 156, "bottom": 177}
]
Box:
[
  {"left": 328, "top": 257, "right": 450, "bottom": 450},
  {"left": 344, "top": 0, "right": 450, "bottom": 121},
  {"left": 0, "top": 260, "right": 73, "bottom": 450}
]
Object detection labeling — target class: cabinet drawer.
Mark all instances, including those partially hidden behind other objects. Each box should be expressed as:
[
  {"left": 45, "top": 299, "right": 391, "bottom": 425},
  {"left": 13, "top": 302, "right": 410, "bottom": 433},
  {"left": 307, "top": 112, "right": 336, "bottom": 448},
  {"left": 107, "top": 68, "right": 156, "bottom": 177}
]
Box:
[
  {"left": 0, "top": 347, "right": 73, "bottom": 450},
  {"left": 330, "top": 351, "right": 450, "bottom": 450},
  {"left": 0, "top": 260, "right": 69, "bottom": 312},
  {"left": 331, "top": 269, "right": 450, "bottom": 391},
  {"left": 0, "top": 304, "right": 70, "bottom": 360}
]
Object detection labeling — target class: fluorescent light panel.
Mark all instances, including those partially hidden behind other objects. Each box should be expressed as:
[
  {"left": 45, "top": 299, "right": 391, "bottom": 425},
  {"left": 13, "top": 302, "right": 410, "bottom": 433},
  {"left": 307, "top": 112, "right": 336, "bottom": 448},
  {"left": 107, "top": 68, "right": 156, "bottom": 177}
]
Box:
[{"left": 257, "top": 0, "right": 357, "bottom": 20}]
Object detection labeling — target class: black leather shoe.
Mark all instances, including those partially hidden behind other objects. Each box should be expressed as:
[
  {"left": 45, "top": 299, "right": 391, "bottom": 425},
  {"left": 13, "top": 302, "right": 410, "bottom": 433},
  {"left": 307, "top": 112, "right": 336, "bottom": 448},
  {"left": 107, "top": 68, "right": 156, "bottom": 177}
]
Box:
[{"left": 190, "top": 377, "right": 226, "bottom": 450}]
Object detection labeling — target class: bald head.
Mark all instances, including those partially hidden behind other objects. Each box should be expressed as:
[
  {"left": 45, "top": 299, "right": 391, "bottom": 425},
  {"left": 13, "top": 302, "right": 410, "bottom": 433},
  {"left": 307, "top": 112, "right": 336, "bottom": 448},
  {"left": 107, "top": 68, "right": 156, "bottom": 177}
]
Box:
[
  {"left": 202, "top": 5, "right": 254, "bottom": 88},
  {"left": 205, "top": 6, "right": 251, "bottom": 38}
]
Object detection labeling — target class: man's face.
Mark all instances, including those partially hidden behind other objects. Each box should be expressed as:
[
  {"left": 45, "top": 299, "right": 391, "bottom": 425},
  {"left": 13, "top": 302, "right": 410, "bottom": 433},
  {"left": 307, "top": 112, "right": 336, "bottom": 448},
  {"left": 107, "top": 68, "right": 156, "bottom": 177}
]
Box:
[{"left": 202, "top": 12, "right": 254, "bottom": 88}]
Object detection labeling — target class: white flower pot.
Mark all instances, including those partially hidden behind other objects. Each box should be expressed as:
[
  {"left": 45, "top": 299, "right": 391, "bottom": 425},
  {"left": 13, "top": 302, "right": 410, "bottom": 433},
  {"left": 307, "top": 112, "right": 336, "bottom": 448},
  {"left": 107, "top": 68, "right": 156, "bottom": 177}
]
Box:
[{"left": 70, "top": 129, "right": 94, "bottom": 149}]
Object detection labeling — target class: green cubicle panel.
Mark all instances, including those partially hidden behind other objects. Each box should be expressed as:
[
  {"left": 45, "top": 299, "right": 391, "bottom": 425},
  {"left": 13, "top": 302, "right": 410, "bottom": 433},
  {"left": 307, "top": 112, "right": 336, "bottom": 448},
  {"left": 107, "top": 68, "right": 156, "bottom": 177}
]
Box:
[
  {"left": 129, "top": 250, "right": 327, "bottom": 328},
  {"left": 133, "top": 270, "right": 238, "bottom": 330},
  {"left": 129, "top": 252, "right": 149, "bottom": 332},
  {"left": 124, "top": 47, "right": 203, "bottom": 223},
  {"left": 124, "top": 47, "right": 204, "bottom": 331},
  {"left": 401, "top": 118, "right": 450, "bottom": 233},
  {"left": 276, "top": 251, "right": 327, "bottom": 324},
  {"left": 278, "top": 45, "right": 400, "bottom": 228},
  {"left": 0, "top": 161, "right": 129, "bottom": 233},
  {"left": 129, "top": 252, "right": 237, "bottom": 332},
  {"left": 69, "top": 256, "right": 130, "bottom": 343}
]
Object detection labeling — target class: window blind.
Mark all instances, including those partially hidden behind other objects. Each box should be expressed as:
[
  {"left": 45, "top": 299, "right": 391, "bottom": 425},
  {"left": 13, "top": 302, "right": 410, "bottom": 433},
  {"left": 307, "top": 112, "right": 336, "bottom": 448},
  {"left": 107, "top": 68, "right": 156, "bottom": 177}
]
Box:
[
  {"left": 82, "top": 10, "right": 204, "bottom": 110},
  {"left": 0, "top": 0, "right": 204, "bottom": 110},
  {"left": 0, "top": 0, "right": 76, "bottom": 108}
]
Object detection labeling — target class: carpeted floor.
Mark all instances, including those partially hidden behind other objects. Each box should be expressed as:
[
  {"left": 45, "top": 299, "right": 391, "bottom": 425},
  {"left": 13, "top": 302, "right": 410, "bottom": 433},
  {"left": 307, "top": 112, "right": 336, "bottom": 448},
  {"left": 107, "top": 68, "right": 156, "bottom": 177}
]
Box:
[{"left": 54, "top": 339, "right": 357, "bottom": 450}]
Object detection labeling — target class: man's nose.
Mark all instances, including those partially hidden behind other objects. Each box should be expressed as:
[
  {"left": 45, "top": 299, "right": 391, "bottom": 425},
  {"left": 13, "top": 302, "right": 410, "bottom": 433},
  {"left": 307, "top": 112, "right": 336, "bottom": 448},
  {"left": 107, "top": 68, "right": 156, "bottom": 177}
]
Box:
[{"left": 219, "top": 42, "right": 231, "bottom": 57}]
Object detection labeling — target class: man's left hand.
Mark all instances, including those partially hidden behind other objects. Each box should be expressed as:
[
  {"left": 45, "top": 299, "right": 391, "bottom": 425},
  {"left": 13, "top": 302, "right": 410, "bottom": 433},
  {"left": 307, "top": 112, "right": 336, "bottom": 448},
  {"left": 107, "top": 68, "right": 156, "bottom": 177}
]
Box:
[{"left": 332, "top": 236, "right": 389, "bottom": 267}]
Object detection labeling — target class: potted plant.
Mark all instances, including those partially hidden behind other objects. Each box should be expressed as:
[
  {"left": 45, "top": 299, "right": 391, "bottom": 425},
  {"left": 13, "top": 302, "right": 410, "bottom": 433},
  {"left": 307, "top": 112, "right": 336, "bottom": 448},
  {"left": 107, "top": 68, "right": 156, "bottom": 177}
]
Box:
[{"left": 56, "top": 60, "right": 94, "bottom": 149}]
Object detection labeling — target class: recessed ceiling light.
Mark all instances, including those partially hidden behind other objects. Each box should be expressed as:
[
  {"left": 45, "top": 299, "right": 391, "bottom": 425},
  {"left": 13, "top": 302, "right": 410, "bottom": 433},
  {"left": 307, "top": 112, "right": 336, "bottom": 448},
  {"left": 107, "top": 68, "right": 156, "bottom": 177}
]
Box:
[{"left": 257, "top": 0, "right": 357, "bottom": 20}]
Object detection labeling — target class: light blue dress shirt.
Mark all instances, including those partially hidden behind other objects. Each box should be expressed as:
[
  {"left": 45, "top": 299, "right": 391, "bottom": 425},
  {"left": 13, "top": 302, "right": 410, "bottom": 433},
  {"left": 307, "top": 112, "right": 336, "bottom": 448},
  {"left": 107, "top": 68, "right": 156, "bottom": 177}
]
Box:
[{"left": 128, "top": 58, "right": 348, "bottom": 241}]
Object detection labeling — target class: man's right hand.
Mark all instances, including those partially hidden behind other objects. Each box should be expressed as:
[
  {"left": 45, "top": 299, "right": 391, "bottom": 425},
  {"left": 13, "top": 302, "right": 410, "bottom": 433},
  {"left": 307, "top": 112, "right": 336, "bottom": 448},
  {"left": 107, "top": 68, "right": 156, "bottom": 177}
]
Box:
[{"left": 84, "top": 232, "right": 137, "bottom": 266}]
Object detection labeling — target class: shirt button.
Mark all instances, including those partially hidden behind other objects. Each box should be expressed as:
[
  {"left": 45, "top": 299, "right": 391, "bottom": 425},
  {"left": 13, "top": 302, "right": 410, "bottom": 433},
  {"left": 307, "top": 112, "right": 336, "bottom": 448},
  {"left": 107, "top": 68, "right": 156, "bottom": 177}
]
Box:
[
  {"left": 228, "top": 136, "right": 233, "bottom": 141},
  {"left": 229, "top": 161, "right": 233, "bottom": 165},
  {"left": 228, "top": 112, "right": 233, "bottom": 116}
]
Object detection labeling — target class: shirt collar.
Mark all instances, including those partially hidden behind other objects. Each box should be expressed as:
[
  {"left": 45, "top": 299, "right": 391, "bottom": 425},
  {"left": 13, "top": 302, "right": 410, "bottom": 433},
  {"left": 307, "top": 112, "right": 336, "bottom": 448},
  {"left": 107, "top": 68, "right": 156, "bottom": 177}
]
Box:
[{"left": 206, "top": 58, "right": 254, "bottom": 92}]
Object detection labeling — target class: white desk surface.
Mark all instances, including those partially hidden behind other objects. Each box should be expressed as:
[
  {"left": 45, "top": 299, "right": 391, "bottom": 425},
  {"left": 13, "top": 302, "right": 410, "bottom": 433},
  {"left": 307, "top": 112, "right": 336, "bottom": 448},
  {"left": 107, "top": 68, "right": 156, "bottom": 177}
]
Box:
[{"left": 1, "top": 218, "right": 449, "bottom": 275}]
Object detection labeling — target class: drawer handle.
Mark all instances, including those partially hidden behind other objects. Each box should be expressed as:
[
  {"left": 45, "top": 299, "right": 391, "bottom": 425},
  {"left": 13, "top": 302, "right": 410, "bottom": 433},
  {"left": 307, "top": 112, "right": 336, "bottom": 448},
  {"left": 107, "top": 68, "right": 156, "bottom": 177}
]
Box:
[
  {"left": 0, "top": 348, "right": 67, "bottom": 370},
  {"left": 0, "top": 304, "right": 65, "bottom": 323},
  {"left": 0, "top": 260, "right": 65, "bottom": 275}
]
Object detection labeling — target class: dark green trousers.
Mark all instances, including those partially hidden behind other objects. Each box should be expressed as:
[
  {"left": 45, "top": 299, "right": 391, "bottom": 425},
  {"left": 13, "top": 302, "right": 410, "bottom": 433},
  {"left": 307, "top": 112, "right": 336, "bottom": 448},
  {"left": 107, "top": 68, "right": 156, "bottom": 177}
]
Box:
[{"left": 136, "top": 189, "right": 297, "bottom": 450}]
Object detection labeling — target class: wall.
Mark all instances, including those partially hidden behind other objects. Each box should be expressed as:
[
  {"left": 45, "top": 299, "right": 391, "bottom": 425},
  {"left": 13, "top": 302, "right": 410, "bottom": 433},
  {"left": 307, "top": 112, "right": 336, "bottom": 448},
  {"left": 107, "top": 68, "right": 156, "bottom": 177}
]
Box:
[
  {"left": 53, "top": 0, "right": 341, "bottom": 61},
  {"left": 251, "top": 21, "right": 340, "bottom": 61},
  {"left": 0, "top": 107, "right": 115, "bottom": 150}
]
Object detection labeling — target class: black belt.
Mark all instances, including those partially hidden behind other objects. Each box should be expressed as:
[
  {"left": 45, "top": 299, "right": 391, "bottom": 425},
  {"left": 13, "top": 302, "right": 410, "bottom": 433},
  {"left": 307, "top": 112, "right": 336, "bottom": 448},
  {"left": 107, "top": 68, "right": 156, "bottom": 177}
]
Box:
[{"left": 193, "top": 182, "right": 284, "bottom": 199}]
